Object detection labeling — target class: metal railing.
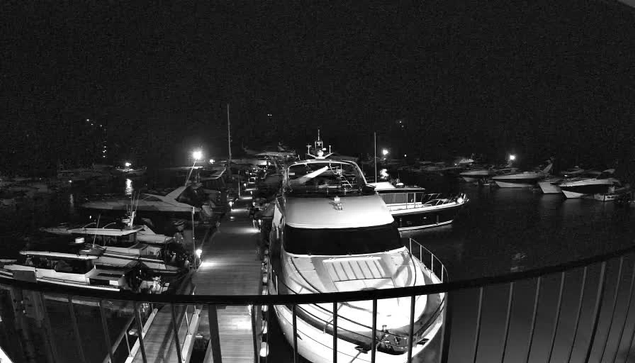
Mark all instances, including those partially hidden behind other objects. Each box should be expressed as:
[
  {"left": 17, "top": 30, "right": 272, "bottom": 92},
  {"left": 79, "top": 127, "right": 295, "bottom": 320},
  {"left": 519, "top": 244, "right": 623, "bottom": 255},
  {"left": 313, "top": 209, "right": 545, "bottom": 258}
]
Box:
[{"left": 2, "top": 242, "right": 635, "bottom": 362}]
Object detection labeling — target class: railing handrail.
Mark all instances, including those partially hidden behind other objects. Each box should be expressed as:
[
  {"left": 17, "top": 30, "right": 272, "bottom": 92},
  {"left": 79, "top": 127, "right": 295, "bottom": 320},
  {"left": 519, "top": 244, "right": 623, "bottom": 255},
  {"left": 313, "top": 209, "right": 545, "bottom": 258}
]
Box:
[{"left": 2, "top": 242, "right": 635, "bottom": 305}]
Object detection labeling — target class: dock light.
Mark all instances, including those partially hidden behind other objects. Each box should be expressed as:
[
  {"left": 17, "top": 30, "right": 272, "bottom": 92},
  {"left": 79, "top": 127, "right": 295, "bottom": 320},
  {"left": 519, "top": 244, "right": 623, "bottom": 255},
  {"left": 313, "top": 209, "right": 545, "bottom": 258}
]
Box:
[
  {"left": 509, "top": 154, "right": 516, "bottom": 161},
  {"left": 124, "top": 162, "right": 131, "bottom": 168},
  {"left": 195, "top": 249, "right": 202, "bottom": 258},
  {"left": 259, "top": 342, "right": 269, "bottom": 357},
  {"left": 382, "top": 148, "right": 389, "bottom": 156},
  {"left": 192, "top": 150, "right": 203, "bottom": 161}
]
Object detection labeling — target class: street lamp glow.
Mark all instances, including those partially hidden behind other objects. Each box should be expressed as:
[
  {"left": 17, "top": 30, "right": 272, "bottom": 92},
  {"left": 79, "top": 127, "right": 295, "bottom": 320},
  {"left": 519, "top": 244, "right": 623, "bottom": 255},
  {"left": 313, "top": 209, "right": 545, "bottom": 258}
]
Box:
[
  {"left": 382, "top": 148, "right": 389, "bottom": 156},
  {"left": 192, "top": 150, "right": 203, "bottom": 161},
  {"left": 509, "top": 154, "right": 516, "bottom": 161}
]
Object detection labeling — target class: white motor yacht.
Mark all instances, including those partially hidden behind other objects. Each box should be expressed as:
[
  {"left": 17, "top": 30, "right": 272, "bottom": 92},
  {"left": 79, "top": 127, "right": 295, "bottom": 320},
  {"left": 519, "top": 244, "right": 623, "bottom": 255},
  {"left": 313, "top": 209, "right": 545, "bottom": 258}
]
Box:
[
  {"left": 559, "top": 169, "right": 622, "bottom": 199},
  {"left": 492, "top": 160, "right": 553, "bottom": 188},
  {"left": 268, "top": 135, "right": 446, "bottom": 362},
  {"left": 82, "top": 185, "right": 213, "bottom": 220}
]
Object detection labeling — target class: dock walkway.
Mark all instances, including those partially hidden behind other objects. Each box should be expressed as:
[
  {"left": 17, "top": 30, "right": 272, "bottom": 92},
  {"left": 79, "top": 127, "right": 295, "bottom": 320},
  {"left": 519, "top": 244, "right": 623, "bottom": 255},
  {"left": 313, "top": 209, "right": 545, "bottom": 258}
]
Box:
[
  {"left": 126, "top": 203, "right": 262, "bottom": 363},
  {"left": 194, "top": 204, "right": 262, "bottom": 363}
]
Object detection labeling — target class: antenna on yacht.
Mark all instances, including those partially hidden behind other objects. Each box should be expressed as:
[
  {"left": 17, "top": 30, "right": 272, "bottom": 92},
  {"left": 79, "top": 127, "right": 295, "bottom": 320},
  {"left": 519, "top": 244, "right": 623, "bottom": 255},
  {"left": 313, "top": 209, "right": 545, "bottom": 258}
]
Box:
[{"left": 306, "top": 129, "right": 333, "bottom": 159}]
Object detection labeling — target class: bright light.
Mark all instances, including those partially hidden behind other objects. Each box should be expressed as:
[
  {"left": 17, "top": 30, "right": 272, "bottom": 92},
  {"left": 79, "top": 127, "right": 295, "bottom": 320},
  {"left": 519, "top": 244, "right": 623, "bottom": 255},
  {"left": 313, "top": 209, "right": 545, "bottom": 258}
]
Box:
[
  {"left": 124, "top": 162, "right": 131, "bottom": 168},
  {"left": 195, "top": 249, "right": 202, "bottom": 258},
  {"left": 404, "top": 154, "right": 407, "bottom": 158},
  {"left": 209, "top": 159, "right": 215, "bottom": 164},
  {"left": 199, "top": 260, "right": 215, "bottom": 269},
  {"left": 192, "top": 150, "right": 203, "bottom": 161},
  {"left": 382, "top": 148, "right": 389, "bottom": 156},
  {"left": 509, "top": 154, "right": 516, "bottom": 161},
  {"left": 229, "top": 201, "right": 234, "bottom": 208},
  {"left": 259, "top": 342, "right": 269, "bottom": 357}
]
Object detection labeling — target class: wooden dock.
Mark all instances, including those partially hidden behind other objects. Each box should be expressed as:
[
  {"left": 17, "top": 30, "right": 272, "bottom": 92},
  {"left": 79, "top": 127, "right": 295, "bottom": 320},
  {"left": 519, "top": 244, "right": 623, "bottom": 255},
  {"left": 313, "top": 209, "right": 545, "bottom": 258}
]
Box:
[
  {"left": 193, "top": 204, "right": 262, "bottom": 363},
  {"left": 126, "top": 203, "right": 262, "bottom": 363}
]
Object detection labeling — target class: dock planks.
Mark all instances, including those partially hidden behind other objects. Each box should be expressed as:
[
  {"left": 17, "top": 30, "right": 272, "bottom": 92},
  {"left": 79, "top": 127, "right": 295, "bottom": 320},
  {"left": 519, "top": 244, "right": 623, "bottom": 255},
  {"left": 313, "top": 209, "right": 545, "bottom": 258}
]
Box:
[
  {"left": 128, "top": 205, "right": 262, "bottom": 363},
  {"left": 193, "top": 206, "right": 262, "bottom": 363}
]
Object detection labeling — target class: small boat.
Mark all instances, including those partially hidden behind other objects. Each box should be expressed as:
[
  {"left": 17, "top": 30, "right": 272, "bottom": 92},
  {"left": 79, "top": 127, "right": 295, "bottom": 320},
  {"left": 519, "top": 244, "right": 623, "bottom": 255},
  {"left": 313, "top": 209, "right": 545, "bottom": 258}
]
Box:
[
  {"left": 371, "top": 182, "right": 468, "bottom": 231},
  {"left": 537, "top": 167, "right": 596, "bottom": 194},
  {"left": 0, "top": 241, "right": 168, "bottom": 293}
]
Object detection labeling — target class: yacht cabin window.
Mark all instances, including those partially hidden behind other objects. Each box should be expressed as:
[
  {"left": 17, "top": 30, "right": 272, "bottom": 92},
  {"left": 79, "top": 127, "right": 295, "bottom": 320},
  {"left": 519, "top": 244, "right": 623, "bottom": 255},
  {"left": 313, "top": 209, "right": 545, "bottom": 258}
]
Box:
[{"left": 283, "top": 224, "right": 402, "bottom": 255}]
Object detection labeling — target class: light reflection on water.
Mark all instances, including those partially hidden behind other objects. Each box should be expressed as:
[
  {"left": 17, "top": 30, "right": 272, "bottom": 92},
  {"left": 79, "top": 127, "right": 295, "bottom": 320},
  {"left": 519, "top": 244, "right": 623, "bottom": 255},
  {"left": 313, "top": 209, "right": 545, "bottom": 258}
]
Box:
[{"left": 125, "top": 178, "right": 133, "bottom": 196}]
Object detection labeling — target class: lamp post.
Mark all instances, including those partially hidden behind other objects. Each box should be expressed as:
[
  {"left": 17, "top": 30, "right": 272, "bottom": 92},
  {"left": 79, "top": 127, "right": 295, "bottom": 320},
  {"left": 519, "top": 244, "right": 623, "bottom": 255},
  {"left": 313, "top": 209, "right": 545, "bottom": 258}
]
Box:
[{"left": 185, "top": 150, "right": 203, "bottom": 186}]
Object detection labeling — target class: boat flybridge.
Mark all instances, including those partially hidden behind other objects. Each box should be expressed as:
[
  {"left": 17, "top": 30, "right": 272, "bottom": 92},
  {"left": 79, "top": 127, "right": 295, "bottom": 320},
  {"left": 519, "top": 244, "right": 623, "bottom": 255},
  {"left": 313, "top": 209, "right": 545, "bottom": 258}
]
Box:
[
  {"left": 41, "top": 213, "right": 190, "bottom": 275},
  {"left": 0, "top": 238, "right": 167, "bottom": 294},
  {"left": 268, "top": 135, "right": 446, "bottom": 362}
]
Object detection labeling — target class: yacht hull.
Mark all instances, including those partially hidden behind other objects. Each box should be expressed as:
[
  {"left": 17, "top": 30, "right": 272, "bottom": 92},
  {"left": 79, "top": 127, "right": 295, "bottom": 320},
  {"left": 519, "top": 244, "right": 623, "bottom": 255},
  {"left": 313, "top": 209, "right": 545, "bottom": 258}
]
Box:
[
  {"left": 272, "top": 302, "right": 442, "bottom": 363},
  {"left": 392, "top": 203, "right": 464, "bottom": 231},
  {"left": 494, "top": 180, "right": 539, "bottom": 188}
]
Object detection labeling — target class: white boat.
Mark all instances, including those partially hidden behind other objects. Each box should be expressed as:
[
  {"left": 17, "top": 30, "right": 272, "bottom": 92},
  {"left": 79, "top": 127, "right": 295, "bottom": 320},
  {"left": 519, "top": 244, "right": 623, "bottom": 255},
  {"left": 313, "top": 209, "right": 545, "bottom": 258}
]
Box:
[
  {"left": 370, "top": 182, "right": 468, "bottom": 231},
  {"left": 0, "top": 242, "right": 167, "bottom": 293},
  {"left": 41, "top": 218, "right": 189, "bottom": 275},
  {"left": 492, "top": 161, "right": 553, "bottom": 188},
  {"left": 268, "top": 136, "right": 445, "bottom": 362},
  {"left": 559, "top": 169, "right": 622, "bottom": 199},
  {"left": 459, "top": 167, "right": 494, "bottom": 183},
  {"left": 537, "top": 167, "right": 596, "bottom": 194},
  {"left": 82, "top": 186, "right": 213, "bottom": 220}
]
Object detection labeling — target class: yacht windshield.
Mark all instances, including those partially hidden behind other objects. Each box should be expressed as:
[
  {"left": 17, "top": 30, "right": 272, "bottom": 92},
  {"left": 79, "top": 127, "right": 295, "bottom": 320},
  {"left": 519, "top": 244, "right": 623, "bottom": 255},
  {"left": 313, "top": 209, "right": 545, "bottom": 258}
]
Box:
[
  {"left": 286, "top": 161, "right": 365, "bottom": 195},
  {"left": 283, "top": 224, "right": 402, "bottom": 255}
]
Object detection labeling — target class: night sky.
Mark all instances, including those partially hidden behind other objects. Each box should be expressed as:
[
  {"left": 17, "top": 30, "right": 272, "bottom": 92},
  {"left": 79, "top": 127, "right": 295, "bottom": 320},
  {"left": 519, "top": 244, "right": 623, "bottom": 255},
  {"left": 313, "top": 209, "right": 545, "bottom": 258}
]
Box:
[{"left": 2, "top": 1, "right": 635, "bottom": 172}]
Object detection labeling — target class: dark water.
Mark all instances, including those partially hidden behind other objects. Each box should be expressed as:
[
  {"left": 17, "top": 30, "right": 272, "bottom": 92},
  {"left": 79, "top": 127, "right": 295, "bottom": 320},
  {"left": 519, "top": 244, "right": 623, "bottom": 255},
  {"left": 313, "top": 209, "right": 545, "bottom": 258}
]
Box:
[{"left": 2, "top": 176, "right": 635, "bottom": 362}]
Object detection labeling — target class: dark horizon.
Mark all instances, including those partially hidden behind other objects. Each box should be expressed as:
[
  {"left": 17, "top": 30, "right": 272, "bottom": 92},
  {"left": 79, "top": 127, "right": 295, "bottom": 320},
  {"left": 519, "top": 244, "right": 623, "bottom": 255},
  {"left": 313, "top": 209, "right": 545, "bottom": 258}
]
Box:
[{"left": 2, "top": 0, "right": 635, "bottom": 174}]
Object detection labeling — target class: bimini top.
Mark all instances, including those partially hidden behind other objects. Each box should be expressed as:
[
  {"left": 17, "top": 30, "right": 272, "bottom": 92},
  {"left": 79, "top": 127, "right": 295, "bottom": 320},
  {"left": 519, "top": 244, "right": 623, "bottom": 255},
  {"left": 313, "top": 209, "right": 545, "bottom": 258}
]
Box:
[
  {"left": 284, "top": 194, "right": 394, "bottom": 229},
  {"left": 285, "top": 159, "right": 368, "bottom": 196}
]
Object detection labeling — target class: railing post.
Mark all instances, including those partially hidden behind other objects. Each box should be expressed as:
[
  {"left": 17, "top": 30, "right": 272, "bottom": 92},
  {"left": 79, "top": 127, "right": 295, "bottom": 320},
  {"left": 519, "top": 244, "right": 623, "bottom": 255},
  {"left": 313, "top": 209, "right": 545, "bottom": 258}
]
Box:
[
  {"left": 472, "top": 287, "right": 484, "bottom": 363},
  {"left": 500, "top": 282, "right": 515, "bottom": 363},
  {"left": 407, "top": 294, "right": 416, "bottom": 362},
  {"left": 332, "top": 302, "right": 338, "bottom": 363},
  {"left": 292, "top": 305, "right": 299, "bottom": 363},
  {"left": 67, "top": 296, "right": 87, "bottom": 363},
  {"left": 440, "top": 292, "right": 452, "bottom": 363},
  {"left": 566, "top": 267, "right": 588, "bottom": 363},
  {"left": 99, "top": 300, "right": 115, "bottom": 363},
  {"left": 133, "top": 302, "right": 148, "bottom": 363},
  {"left": 583, "top": 261, "right": 608, "bottom": 363},
  {"left": 171, "top": 304, "right": 184, "bottom": 363},
  {"left": 599, "top": 256, "right": 624, "bottom": 362},
  {"left": 371, "top": 298, "right": 378, "bottom": 363},
  {"left": 524, "top": 277, "right": 542, "bottom": 363},
  {"left": 37, "top": 292, "right": 60, "bottom": 363},
  {"left": 546, "top": 272, "right": 566, "bottom": 363},
  {"left": 208, "top": 304, "right": 223, "bottom": 363},
  {"left": 611, "top": 261, "right": 635, "bottom": 363}
]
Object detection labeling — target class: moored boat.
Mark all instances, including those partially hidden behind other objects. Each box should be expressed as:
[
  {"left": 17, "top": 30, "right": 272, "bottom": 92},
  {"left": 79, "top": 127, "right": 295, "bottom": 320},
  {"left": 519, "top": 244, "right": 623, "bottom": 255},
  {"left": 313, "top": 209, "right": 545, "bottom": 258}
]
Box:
[
  {"left": 267, "top": 134, "right": 446, "bottom": 362},
  {"left": 371, "top": 182, "right": 468, "bottom": 231}
]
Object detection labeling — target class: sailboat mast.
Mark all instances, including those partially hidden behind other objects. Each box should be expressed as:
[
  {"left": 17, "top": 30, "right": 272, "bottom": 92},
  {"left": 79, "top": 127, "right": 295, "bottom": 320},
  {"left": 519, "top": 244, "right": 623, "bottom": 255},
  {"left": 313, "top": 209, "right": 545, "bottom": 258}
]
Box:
[{"left": 227, "top": 103, "right": 232, "bottom": 167}]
